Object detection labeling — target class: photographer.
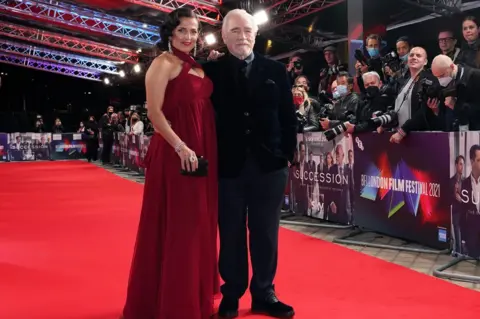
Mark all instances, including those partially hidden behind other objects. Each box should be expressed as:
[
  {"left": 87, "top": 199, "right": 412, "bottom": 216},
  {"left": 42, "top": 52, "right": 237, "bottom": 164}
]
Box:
[
  {"left": 319, "top": 72, "right": 361, "bottom": 130},
  {"left": 129, "top": 112, "right": 144, "bottom": 135},
  {"left": 318, "top": 46, "right": 347, "bottom": 94},
  {"left": 344, "top": 71, "right": 396, "bottom": 134},
  {"left": 355, "top": 34, "right": 386, "bottom": 85},
  {"left": 287, "top": 55, "right": 304, "bottom": 86},
  {"left": 390, "top": 47, "right": 446, "bottom": 143},
  {"left": 292, "top": 86, "right": 320, "bottom": 132},
  {"left": 431, "top": 54, "right": 480, "bottom": 130}
]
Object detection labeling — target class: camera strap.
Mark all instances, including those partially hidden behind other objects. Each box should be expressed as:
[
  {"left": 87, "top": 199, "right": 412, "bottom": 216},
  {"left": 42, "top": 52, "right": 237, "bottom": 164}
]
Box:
[{"left": 394, "top": 73, "right": 420, "bottom": 113}]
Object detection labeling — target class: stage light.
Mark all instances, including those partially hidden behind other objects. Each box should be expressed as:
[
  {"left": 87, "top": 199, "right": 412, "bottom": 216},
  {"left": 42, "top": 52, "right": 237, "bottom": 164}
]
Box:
[
  {"left": 104, "top": 78, "right": 110, "bottom": 85},
  {"left": 253, "top": 10, "right": 268, "bottom": 25},
  {"left": 205, "top": 33, "right": 216, "bottom": 45},
  {"left": 133, "top": 64, "right": 141, "bottom": 73},
  {"left": 119, "top": 70, "right": 126, "bottom": 77},
  {"left": 267, "top": 39, "right": 272, "bottom": 48}
]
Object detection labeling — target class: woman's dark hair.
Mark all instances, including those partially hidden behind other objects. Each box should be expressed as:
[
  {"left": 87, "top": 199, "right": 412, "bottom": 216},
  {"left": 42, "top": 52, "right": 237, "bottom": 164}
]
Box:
[
  {"left": 157, "top": 7, "right": 202, "bottom": 50},
  {"left": 463, "top": 15, "right": 478, "bottom": 26}
]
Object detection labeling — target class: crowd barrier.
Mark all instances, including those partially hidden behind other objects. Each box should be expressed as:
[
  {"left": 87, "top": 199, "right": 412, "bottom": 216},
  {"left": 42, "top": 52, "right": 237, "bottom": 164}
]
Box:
[{"left": 2, "top": 130, "right": 479, "bottom": 282}]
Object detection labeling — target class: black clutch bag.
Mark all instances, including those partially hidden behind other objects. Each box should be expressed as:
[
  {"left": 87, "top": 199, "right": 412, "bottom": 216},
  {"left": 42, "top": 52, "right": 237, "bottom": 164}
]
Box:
[{"left": 180, "top": 156, "right": 208, "bottom": 177}]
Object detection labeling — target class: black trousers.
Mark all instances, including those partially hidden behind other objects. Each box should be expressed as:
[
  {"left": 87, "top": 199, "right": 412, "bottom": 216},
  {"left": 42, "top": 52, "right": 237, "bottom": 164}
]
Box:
[
  {"left": 86, "top": 138, "right": 98, "bottom": 161},
  {"left": 218, "top": 155, "right": 288, "bottom": 300},
  {"left": 102, "top": 136, "right": 113, "bottom": 163}
]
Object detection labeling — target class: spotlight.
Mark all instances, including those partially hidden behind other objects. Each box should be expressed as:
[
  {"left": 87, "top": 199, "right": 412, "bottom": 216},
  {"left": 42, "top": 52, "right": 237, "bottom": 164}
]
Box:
[
  {"left": 253, "top": 10, "right": 268, "bottom": 25},
  {"left": 104, "top": 78, "right": 110, "bottom": 85},
  {"left": 119, "top": 70, "right": 126, "bottom": 77},
  {"left": 205, "top": 33, "right": 216, "bottom": 45},
  {"left": 133, "top": 64, "right": 141, "bottom": 73}
]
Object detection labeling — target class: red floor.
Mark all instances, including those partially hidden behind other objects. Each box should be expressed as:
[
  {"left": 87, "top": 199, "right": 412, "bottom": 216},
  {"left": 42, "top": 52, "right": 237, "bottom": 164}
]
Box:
[{"left": 0, "top": 161, "right": 479, "bottom": 319}]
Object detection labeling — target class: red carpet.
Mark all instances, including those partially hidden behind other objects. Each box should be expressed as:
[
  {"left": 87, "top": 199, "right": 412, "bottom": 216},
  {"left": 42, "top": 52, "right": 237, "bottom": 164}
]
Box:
[{"left": 0, "top": 161, "right": 479, "bottom": 319}]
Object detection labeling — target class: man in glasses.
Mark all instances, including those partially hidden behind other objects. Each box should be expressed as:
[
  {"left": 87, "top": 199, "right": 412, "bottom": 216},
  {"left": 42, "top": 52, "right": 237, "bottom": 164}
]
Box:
[{"left": 438, "top": 30, "right": 460, "bottom": 62}]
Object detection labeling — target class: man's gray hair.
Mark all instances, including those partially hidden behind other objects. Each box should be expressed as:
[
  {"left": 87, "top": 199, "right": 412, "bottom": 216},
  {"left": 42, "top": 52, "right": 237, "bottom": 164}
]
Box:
[
  {"left": 362, "top": 71, "right": 381, "bottom": 83},
  {"left": 222, "top": 9, "right": 258, "bottom": 35}
]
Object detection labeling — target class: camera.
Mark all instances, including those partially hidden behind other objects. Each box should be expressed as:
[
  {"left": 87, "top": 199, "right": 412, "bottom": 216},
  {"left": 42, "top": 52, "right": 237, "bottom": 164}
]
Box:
[
  {"left": 318, "top": 102, "right": 334, "bottom": 119},
  {"left": 418, "top": 78, "right": 456, "bottom": 102},
  {"left": 323, "top": 111, "right": 356, "bottom": 141},
  {"left": 381, "top": 51, "right": 402, "bottom": 73},
  {"left": 354, "top": 49, "right": 369, "bottom": 67},
  {"left": 293, "top": 60, "right": 303, "bottom": 70},
  {"left": 368, "top": 110, "right": 397, "bottom": 128},
  {"left": 296, "top": 110, "right": 307, "bottom": 127}
]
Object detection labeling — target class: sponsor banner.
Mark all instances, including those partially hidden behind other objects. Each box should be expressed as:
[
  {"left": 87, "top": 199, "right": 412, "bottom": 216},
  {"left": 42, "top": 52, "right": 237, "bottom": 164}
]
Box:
[
  {"left": 8, "top": 133, "right": 46, "bottom": 161},
  {"left": 449, "top": 131, "right": 480, "bottom": 258},
  {"left": 50, "top": 133, "right": 85, "bottom": 160},
  {"left": 354, "top": 132, "right": 450, "bottom": 249},
  {"left": 0, "top": 133, "right": 8, "bottom": 162},
  {"left": 289, "top": 132, "right": 355, "bottom": 225}
]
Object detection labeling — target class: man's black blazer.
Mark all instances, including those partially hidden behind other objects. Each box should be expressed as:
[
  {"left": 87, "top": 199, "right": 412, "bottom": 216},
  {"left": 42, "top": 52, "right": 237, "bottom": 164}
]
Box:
[{"left": 203, "top": 53, "right": 298, "bottom": 178}]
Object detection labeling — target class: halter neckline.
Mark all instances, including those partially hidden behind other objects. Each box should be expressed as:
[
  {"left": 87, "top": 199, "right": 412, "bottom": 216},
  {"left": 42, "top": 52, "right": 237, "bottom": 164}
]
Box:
[{"left": 171, "top": 46, "right": 201, "bottom": 69}]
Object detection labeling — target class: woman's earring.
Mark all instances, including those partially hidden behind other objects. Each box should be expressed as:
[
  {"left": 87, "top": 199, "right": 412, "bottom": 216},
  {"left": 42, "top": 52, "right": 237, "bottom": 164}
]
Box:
[
  {"left": 193, "top": 43, "right": 197, "bottom": 57},
  {"left": 168, "top": 41, "right": 173, "bottom": 53}
]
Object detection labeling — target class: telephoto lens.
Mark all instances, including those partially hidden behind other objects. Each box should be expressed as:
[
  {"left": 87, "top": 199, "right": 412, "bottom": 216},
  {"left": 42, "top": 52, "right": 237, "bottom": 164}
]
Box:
[{"left": 324, "top": 122, "right": 348, "bottom": 141}]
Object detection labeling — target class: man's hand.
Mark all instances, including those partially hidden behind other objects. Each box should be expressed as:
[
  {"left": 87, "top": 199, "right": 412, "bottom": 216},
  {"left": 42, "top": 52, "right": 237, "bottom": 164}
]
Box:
[
  {"left": 445, "top": 97, "right": 456, "bottom": 110},
  {"left": 207, "top": 50, "right": 224, "bottom": 61},
  {"left": 376, "top": 126, "right": 384, "bottom": 134},
  {"left": 320, "top": 118, "right": 330, "bottom": 130},
  {"left": 345, "top": 122, "right": 355, "bottom": 133},
  {"left": 390, "top": 132, "right": 404, "bottom": 144},
  {"left": 427, "top": 98, "right": 440, "bottom": 115}
]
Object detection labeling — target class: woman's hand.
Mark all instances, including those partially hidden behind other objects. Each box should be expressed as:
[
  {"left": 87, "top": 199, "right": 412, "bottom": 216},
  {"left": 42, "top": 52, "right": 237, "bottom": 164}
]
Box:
[{"left": 177, "top": 144, "right": 198, "bottom": 172}]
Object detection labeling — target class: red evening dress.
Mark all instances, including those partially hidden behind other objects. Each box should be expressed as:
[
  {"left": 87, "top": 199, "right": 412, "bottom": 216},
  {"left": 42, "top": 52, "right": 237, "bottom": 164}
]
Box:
[{"left": 122, "top": 48, "right": 219, "bottom": 319}]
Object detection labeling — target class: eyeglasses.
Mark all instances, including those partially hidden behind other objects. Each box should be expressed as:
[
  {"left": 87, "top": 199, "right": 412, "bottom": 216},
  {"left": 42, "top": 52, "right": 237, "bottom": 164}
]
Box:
[{"left": 438, "top": 37, "right": 454, "bottom": 43}]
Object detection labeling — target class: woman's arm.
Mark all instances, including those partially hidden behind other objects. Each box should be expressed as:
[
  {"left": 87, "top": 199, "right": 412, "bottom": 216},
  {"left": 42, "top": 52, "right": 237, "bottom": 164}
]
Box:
[
  {"left": 145, "top": 54, "right": 183, "bottom": 149},
  {"left": 145, "top": 54, "right": 198, "bottom": 171}
]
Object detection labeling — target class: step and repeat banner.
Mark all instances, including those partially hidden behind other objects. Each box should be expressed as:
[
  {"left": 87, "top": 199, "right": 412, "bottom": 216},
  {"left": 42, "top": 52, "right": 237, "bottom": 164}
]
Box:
[
  {"left": 287, "top": 131, "right": 479, "bottom": 256},
  {"left": 0, "top": 132, "right": 86, "bottom": 162},
  {"left": 2, "top": 130, "right": 480, "bottom": 259}
]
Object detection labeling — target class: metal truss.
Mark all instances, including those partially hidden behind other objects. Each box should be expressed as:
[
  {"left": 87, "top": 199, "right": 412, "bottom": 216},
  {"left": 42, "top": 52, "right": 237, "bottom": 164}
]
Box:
[
  {"left": 266, "top": 0, "right": 345, "bottom": 29},
  {"left": 0, "top": 0, "right": 160, "bottom": 44},
  {"left": 401, "top": 0, "right": 462, "bottom": 15},
  {"left": 266, "top": 25, "right": 346, "bottom": 50},
  {"left": 0, "top": 39, "right": 119, "bottom": 74},
  {"left": 0, "top": 21, "right": 139, "bottom": 64},
  {"left": 0, "top": 52, "right": 101, "bottom": 81},
  {"left": 124, "top": 0, "right": 222, "bottom": 25}
]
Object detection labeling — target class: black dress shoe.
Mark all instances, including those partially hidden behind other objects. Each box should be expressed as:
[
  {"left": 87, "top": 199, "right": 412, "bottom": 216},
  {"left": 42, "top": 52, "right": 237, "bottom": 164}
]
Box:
[
  {"left": 251, "top": 294, "right": 295, "bottom": 318},
  {"left": 218, "top": 298, "right": 239, "bottom": 318}
]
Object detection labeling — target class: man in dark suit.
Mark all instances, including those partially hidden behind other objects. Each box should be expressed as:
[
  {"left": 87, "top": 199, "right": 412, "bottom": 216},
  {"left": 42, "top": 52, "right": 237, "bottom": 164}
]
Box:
[
  {"left": 460, "top": 145, "right": 480, "bottom": 258},
  {"left": 326, "top": 144, "right": 351, "bottom": 224},
  {"left": 203, "top": 9, "right": 297, "bottom": 319},
  {"left": 450, "top": 155, "right": 464, "bottom": 254}
]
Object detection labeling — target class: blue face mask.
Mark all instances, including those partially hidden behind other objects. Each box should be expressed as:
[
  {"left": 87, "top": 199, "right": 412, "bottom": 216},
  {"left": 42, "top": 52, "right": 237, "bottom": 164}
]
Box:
[
  {"left": 333, "top": 85, "right": 348, "bottom": 99},
  {"left": 367, "top": 48, "right": 380, "bottom": 58},
  {"left": 400, "top": 54, "right": 408, "bottom": 62}
]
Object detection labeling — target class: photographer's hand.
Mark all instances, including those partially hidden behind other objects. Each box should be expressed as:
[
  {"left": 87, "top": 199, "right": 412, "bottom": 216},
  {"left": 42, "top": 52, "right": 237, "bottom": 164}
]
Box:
[
  {"left": 390, "top": 132, "right": 404, "bottom": 144},
  {"left": 345, "top": 122, "right": 355, "bottom": 133},
  {"left": 320, "top": 118, "right": 330, "bottom": 130},
  {"left": 445, "top": 97, "right": 456, "bottom": 110},
  {"left": 427, "top": 98, "right": 440, "bottom": 115}
]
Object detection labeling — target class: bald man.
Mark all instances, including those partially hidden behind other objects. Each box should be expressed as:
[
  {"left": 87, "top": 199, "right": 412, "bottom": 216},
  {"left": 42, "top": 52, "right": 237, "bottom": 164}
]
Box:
[
  {"left": 390, "top": 47, "right": 444, "bottom": 143},
  {"left": 431, "top": 54, "right": 480, "bottom": 130}
]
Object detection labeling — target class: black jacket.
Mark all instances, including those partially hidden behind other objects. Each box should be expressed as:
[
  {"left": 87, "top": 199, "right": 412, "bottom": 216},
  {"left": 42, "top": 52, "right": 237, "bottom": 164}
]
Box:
[
  {"left": 203, "top": 53, "right": 298, "bottom": 178},
  {"left": 453, "top": 64, "right": 480, "bottom": 130},
  {"left": 401, "top": 70, "right": 445, "bottom": 134}
]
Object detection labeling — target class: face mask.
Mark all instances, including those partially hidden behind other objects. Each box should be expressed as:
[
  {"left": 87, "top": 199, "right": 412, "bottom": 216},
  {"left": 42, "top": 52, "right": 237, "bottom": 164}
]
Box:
[
  {"left": 293, "top": 96, "right": 304, "bottom": 106},
  {"left": 333, "top": 85, "right": 348, "bottom": 99},
  {"left": 400, "top": 54, "right": 408, "bottom": 62},
  {"left": 367, "top": 48, "right": 380, "bottom": 58},
  {"left": 365, "top": 86, "right": 380, "bottom": 98},
  {"left": 438, "top": 76, "right": 453, "bottom": 87}
]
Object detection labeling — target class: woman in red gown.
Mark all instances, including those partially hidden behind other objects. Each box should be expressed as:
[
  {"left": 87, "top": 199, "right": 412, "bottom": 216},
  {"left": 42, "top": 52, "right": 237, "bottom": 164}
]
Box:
[{"left": 122, "top": 8, "right": 218, "bottom": 319}]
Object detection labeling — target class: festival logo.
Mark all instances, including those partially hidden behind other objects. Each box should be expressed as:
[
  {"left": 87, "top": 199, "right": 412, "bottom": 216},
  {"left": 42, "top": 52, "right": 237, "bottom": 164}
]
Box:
[{"left": 354, "top": 133, "right": 450, "bottom": 249}]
